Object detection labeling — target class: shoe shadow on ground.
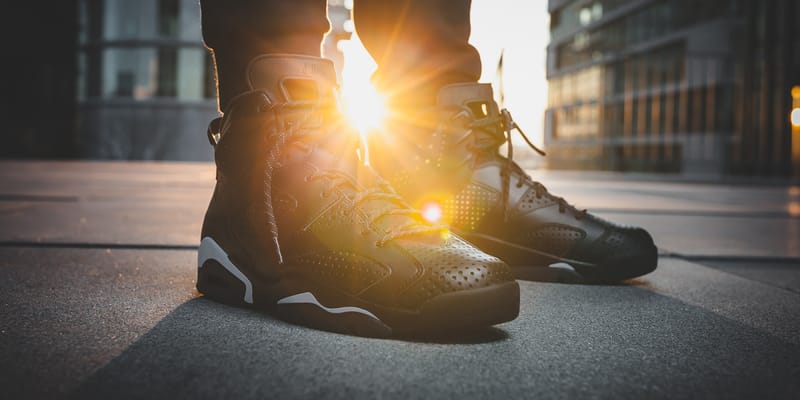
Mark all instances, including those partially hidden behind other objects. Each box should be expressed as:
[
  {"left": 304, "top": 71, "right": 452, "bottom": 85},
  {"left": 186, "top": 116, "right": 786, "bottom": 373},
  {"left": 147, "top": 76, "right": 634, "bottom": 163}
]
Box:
[
  {"left": 514, "top": 266, "right": 652, "bottom": 286},
  {"left": 69, "top": 297, "right": 509, "bottom": 399},
  {"left": 395, "top": 326, "right": 509, "bottom": 344},
  {"left": 68, "top": 281, "right": 800, "bottom": 399}
]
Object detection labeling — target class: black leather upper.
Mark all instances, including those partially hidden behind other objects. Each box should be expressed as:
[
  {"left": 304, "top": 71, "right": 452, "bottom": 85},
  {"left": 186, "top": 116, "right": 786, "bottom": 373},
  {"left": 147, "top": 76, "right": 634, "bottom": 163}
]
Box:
[
  {"left": 371, "top": 83, "right": 657, "bottom": 273},
  {"left": 201, "top": 56, "right": 514, "bottom": 310}
]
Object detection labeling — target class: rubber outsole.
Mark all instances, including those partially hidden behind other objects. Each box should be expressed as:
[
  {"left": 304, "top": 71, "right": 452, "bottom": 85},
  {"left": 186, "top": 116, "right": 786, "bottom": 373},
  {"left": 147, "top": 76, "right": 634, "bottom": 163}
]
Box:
[
  {"left": 460, "top": 231, "right": 658, "bottom": 284},
  {"left": 197, "top": 238, "right": 520, "bottom": 337}
]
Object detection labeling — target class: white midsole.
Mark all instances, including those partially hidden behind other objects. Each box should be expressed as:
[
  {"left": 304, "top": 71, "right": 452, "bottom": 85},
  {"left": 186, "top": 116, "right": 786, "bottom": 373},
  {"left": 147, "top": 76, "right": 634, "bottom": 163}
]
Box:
[
  {"left": 198, "top": 237, "right": 381, "bottom": 322},
  {"left": 548, "top": 262, "right": 577, "bottom": 273},
  {"left": 198, "top": 237, "right": 254, "bottom": 304},
  {"left": 277, "top": 292, "right": 380, "bottom": 321}
]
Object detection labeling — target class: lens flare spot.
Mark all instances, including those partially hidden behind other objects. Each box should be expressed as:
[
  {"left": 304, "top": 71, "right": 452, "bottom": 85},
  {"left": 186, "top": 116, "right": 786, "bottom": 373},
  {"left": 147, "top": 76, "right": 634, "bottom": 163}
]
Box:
[{"left": 421, "top": 202, "right": 443, "bottom": 223}]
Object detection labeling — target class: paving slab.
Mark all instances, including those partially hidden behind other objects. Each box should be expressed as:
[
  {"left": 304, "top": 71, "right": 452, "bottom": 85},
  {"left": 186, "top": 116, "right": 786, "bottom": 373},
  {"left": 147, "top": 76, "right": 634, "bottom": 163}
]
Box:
[
  {"left": 0, "top": 161, "right": 212, "bottom": 246},
  {"left": 537, "top": 173, "right": 800, "bottom": 216},
  {"left": 700, "top": 259, "right": 800, "bottom": 294},
  {"left": 594, "top": 212, "right": 800, "bottom": 258},
  {"left": 0, "top": 199, "right": 204, "bottom": 246}
]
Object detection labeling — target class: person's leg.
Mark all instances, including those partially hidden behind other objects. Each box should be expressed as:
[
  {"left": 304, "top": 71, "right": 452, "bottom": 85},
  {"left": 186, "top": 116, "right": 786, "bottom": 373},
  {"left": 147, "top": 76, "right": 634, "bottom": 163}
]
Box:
[
  {"left": 195, "top": 0, "right": 520, "bottom": 336},
  {"left": 361, "top": 1, "right": 658, "bottom": 283},
  {"left": 200, "top": 0, "right": 329, "bottom": 112},
  {"left": 353, "top": 0, "right": 480, "bottom": 106}
]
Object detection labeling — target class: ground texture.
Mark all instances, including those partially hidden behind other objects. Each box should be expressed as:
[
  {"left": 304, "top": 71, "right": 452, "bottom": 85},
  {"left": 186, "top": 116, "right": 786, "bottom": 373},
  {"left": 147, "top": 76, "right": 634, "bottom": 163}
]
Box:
[{"left": 1, "top": 161, "right": 798, "bottom": 399}]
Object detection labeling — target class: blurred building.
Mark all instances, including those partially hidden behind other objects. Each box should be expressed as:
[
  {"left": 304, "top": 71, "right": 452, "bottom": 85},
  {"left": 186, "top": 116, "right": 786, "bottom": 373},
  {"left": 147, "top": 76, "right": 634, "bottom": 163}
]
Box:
[
  {"left": 0, "top": 0, "right": 351, "bottom": 161},
  {"left": 545, "top": 0, "right": 800, "bottom": 176},
  {"left": 76, "top": 0, "right": 217, "bottom": 160}
]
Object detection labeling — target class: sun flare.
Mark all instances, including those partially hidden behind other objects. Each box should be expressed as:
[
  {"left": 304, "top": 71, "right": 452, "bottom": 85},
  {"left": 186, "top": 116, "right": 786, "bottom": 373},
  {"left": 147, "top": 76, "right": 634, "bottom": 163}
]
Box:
[{"left": 338, "top": 35, "right": 388, "bottom": 136}]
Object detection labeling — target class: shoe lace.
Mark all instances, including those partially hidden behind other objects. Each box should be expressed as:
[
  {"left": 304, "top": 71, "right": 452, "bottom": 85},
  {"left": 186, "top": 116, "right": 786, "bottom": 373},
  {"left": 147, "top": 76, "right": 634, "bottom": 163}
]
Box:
[
  {"left": 262, "top": 102, "right": 321, "bottom": 265},
  {"left": 460, "top": 107, "right": 587, "bottom": 222},
  {"left": 209, "top": 99, "right": 324, "bottom": 266},
  {"left": 212, "top": 96, "right": 448, "bottom": 266},
  {"left": 306, "top": 171, "right": 447, "bottom": 248}
]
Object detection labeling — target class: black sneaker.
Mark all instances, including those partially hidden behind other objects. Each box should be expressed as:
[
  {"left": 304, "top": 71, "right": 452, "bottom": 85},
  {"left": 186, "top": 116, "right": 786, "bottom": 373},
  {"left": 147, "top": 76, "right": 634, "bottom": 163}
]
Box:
[
  {"left": 370, "top": 83, "right": 657, "bottom": 283},
  {"left": 197, "top": 56, "right": 519, "bottom": 337}
]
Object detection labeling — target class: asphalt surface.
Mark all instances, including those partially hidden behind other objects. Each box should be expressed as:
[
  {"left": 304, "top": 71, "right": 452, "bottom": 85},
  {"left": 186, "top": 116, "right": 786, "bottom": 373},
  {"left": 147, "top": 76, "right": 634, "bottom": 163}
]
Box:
[{"left": 1, "top": 161, "right": 798, "bottom": 399}]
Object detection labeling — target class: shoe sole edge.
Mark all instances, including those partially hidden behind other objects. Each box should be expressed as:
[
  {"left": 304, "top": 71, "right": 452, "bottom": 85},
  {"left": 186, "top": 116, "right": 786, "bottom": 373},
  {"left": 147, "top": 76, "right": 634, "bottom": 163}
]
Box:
[
  {"left": 197, "top": 237, "right": 520, "bottom": 337},
  {"left": 460, "top": 231, "right": 658, "bottom": 283}
]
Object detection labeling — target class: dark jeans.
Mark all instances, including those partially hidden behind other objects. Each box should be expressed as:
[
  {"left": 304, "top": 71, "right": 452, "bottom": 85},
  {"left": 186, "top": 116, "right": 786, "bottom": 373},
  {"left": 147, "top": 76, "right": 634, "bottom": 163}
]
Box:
[{"left": 200, "top": 0, "right": 480, "bottom": 111}]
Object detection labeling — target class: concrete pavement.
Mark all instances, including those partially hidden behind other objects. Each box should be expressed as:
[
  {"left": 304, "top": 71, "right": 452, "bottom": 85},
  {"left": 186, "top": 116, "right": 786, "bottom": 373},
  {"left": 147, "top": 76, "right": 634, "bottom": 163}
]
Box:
[{"left": 1, "top": 161, "right": 798, "bottom": 399}]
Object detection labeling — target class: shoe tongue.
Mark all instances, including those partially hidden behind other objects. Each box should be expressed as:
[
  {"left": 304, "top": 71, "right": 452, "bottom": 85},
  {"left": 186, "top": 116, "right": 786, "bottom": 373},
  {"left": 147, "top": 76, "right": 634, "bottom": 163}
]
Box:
[
  {"left": 436, "top": 83, "right": 500, "bottom": 117},
  {"left": 247, "top": 55, "right": 338, "bottom": 104},
  {"left": 437, "top": 83, "right": 505, "bottom": 150}
]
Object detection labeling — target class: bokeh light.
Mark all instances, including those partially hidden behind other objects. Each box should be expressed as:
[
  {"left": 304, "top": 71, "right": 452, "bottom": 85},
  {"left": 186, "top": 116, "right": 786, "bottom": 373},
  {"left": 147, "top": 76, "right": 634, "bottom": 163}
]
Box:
[{"left": 421, "top": 202, "right": 443, "bottom": 223}]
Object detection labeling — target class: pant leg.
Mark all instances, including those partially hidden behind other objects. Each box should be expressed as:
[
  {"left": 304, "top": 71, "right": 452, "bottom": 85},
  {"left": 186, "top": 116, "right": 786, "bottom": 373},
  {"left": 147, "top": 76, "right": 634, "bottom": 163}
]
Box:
[
  {"left": 353, "top": 0, "right": 481, "bottom": 106},
  {"left": 200, "top": 0, "right": 329, "bottom": 112}
]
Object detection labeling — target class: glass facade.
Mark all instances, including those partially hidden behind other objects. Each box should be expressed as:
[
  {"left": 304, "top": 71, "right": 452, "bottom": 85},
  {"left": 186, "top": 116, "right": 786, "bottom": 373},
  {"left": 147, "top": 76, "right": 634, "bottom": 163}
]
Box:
[
  {"left": 76, "top": 0, "right": 217, "bottom": 161},
  {"left": 554, "top": 0, "right": 738, "bottom": 70},
  {"left": 545, "top": 0, "right": 799, "bottom": 175},
  {"left": 550, "top": 0, "right": 630, "bottom": 42},
  {"left": 77, "top": 0, "right": 215, "bottom": 102}
]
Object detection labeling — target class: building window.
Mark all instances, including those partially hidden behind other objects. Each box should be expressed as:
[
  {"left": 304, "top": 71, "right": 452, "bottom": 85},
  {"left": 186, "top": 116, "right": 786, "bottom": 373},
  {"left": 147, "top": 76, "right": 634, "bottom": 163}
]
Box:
[
  {"left": 101, "top": 48, "right": 157, "bottom": 99},
  {"left": 554, "top": 0, "right": 730, "bottom": 71},
  {"left": 157, "top": 48, "right": 178, "bottom": 97},
  {"left": 158, "top": 0, "right": 180, "bottom": 37},
  {"left": 115, "top": 71, "right": 135, "bottom": 97},
  {"left": 78, "top": 0, "right": 212, "bottom": 101}
]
